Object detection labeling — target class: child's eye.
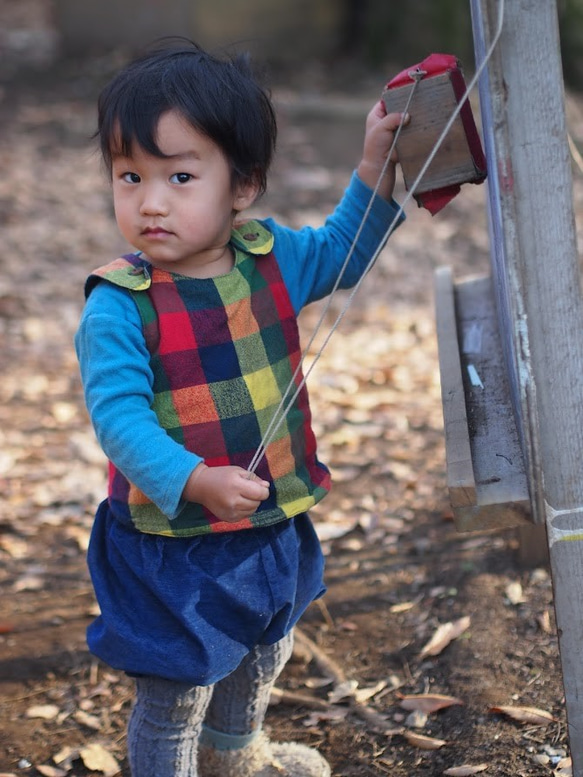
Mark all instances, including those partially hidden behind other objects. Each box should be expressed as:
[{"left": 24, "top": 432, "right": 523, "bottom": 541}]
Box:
[
  {"left": 122, "top": 172, "right": 141, "bottom": 184},
  {"left": 170, "top": 173, "right": 193, "bottom": 184}
]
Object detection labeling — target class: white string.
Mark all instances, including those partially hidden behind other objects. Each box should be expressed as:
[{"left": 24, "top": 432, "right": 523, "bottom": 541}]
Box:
[
  {"left": 248, "top": 0, "right": 505, "bottom": 476},
  {"left": 246, "top": 80, "right": 421, "bottom": 476}
]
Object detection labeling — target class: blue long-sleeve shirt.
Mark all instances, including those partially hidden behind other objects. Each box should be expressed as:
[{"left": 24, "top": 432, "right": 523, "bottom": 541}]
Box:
[{"left": 75, "top": 172, "right": 404, "bottom": 519}]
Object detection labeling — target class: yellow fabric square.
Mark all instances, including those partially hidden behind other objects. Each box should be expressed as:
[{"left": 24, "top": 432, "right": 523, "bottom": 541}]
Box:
[{"left": 244, "top": 366, "right": 281, "bottom": 412}]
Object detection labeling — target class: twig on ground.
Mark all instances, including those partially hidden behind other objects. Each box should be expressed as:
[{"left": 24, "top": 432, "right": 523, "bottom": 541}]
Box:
[
  {"left": 270, "top": 687, "right": 333, "bottom": 711},
  {"left": 294, "top": 627, "right": 347, "bottom": 684},
  {"left": 289, "top": 627, "right": 399, "bottom": 736}
]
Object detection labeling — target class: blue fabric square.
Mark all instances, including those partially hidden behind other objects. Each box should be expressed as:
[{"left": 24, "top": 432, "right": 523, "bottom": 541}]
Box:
[{"left": 199, "top": 341, "right": 241, "bottom": 383}]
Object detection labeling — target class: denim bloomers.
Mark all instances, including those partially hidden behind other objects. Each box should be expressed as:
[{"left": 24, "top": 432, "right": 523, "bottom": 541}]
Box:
[{"left": 86, "top": 500, "right": 326, "bottom": 685}]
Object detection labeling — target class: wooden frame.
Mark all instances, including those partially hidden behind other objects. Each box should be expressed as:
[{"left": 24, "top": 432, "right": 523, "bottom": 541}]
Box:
[{"left": 434, "top": 1, "right": 583, "bottom": 773}]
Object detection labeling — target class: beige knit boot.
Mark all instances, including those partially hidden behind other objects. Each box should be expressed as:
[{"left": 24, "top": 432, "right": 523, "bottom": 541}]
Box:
[{"left": 198, "top": 731, "right": 331, "bottom": 777}]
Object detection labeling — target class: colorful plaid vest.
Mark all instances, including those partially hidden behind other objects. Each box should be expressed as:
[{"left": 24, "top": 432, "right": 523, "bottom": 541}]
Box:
[{"left": 86, "top": 221, "right": 331, "bottom": 537}]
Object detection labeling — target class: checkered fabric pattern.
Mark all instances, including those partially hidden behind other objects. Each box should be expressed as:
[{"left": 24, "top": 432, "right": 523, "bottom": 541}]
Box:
[{"left": 87, "top": 221, "right": 331, "bottom": 537}]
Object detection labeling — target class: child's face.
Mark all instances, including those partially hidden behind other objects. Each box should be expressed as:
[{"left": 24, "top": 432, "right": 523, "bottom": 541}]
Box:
[{"left": 110, "top": 110, "right": 258, "bottom": 277}]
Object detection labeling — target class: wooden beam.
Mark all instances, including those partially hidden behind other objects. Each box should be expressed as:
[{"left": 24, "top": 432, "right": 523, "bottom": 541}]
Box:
[
  {"left": 434, "top": 267, "right": 477, "bottom": 510},
  {"left": 471, "top": 0, "right": 583, "bottom": 772}
]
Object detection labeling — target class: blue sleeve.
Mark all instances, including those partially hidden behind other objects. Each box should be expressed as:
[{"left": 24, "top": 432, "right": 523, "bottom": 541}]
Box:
[
  {"left": 75, "top": 282, "right": 202, "bottom": 519},
  {"left": 263, "top": 172, "right": 405, "bottom": 313}
]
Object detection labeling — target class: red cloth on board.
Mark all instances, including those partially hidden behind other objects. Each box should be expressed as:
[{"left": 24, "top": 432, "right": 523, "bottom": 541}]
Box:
[{"left": 386, "top": 53, "right": 487, "bottom": 215}]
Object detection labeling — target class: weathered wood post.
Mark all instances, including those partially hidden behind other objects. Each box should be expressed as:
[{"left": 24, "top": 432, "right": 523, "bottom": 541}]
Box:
[{"left": 470, "top": 0, "right": 583, "bottom": 771}]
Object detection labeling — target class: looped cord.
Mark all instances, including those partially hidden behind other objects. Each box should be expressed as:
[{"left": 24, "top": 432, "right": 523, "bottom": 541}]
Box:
[{"left": 248, "top": 0, "right": 505, "bottom": 476}]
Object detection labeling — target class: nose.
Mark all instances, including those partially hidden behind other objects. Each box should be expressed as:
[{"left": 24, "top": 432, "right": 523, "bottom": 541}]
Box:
[{"left": 139, "top": 181, "right": 169, "bottom": 217}]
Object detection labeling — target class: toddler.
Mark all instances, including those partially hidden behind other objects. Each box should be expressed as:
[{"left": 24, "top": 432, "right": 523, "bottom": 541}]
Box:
[{"left": 75, "top": 40, "right": 406, "bottom": 777}]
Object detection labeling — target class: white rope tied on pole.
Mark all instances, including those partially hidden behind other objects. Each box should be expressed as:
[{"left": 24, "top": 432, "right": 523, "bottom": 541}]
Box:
[{"left": 247, "top": 0, "right": 506, "bottom": 476}]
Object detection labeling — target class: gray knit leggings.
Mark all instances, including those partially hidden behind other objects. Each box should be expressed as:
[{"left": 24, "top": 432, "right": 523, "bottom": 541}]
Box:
[{"left": 127, "top": 631, "right": 294, "bottom": 777}]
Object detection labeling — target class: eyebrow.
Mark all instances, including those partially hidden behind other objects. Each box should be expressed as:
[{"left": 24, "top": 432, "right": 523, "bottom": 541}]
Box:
[
  {"left": 162, "top": 150, "right": 202, "bottom": 161},
  {"left": 110, "top": 149, "right": 202, "bottom": 162}
]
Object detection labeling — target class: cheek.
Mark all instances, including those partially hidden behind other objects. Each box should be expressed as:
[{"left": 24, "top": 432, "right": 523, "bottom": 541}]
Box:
[
  {"left": 112, "top": 197, "right": 134, "bottom": 236},
  {"left": 112, "top": 188, "right": 131, "bottom": 215}
]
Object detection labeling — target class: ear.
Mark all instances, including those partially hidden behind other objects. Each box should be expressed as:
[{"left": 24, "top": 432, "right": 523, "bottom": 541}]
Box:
[{"left": 233, "top": 175, "right": 261, "bottom": 212}]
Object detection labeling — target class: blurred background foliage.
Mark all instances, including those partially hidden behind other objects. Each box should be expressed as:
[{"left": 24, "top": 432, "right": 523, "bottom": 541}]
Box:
[
  {"left": 2, "top": 0, "right": 583, "bottom": 90},
  {"left": 558, "top": 0, "right": 583, "bottom": 87},
  {"left": 338, "top": 0, "right": 475, "bottom": 70},
  {"left": 342, "top": 0, "right": 583, "bottom": 89}
]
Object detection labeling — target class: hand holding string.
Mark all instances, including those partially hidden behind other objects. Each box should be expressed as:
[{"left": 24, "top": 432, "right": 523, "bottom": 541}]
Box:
[{"left": 184, "top": 463, "right": 270, "bottom": 522}]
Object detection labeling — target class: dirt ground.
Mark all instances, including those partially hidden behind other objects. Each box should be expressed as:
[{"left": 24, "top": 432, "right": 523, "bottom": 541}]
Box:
[{"left": 0, "top": 21, "right": 581, "bottom": 777}]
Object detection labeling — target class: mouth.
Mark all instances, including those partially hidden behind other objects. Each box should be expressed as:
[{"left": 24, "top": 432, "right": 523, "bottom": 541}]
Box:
[
  {"left": 142, "top": 226, "right": 172, "bottom": 237},
  {"left": 142, "top": 227, "right": 170, "bottom": 235}
]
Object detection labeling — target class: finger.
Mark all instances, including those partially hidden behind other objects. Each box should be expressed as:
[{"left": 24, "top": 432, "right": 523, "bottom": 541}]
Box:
[
  {"left": 241, "top": 473, "right": 270, "bottom": 499},
  {"left": 238, "top": 479, "right": 269, "bottom": 501},
  {"left": 383, "top": 111, "right": 409, "bottom": 131},
  {"left": 366, "top": 100, "right": 385, "bottom": 129},
  {"left": 248, "top": 472, "right": 270, "bottom": 488},
  {"left": 372, "top": 98, "right": 387, "bottom": 119},
  {"left": 235, "top": 498, "right": 262, "bottom": 518},
  {"left": 239, "top": 469, "right": 269, "bottom": 487},
  {"left": 241, "top": 482, "right": 269, "bottom": 501}
]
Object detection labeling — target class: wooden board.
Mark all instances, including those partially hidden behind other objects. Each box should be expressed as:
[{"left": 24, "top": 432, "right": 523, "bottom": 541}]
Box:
[
  {"left": 382, "top": 73, "right": 482, "bottom": 195},
  {"left": 433, "top": 266, "right": 476, "bottom": 509},
  {"left": 435, "top": 267, "right": 531, "bottom": 532}
]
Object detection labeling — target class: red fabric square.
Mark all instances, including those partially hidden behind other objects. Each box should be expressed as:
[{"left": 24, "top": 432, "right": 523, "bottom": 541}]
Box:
[{"left": 158, "top": 311, "right": 198, "bottom": 354}]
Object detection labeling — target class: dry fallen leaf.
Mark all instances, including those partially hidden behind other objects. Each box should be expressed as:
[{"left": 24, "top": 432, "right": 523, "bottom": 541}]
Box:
[
  {"left": 51, "top": 401, "right": 77, "bottom": 424},
  {"left": 65, "top": 525, "right": 91, "bottom": 552},
  {"left": 399, "top": 693, "right": 464, "bottom": 713},
  {"left": 0, "top": 536, "right": 29, "bottom": 558},
  {"left": 390, "top": 601, "right": 417, "bottom": 614},
  {"left": 490, "top": 705, "right": 555, "bottom": 725},
  {"left": 405, "top": 709, "right": 428, "bottom": 729},
  {"left": 52, "top": 745, "right": 78, "bottom": 767},
  {"left": 74, "top": 709, "right": 102, "bottom": 731},
  {"left": 538, "top": 610, "right": 552, "bottom": 634},
  {"left": 313, "top": 515, "right": 359, "bottom": 542},
  {"left": 338, "top": 618, "right": 359, "bottom": 630},
  {"left": 420, "top": 616, "right": 471, "bottom": 658},
  {"left": 532, "top": 754, "right": 551, "bottom": 766},
  {"left": 328, "top": 680, "right": 358, "bottom": 704},
  {"left": 353, "top": 680, "right": 388, "bottom": 704},
  {"left": 305, "top": 676, "right": 334, "bottom": 689},
  {"left": 505, "top": 581, "right": 526, "bottom": 605},
  {"left": 302, "top": 707, "right": 350, "bottom": 726},
  {"left": 402, "top": 731, "right": 448, "bottom": 750},
  {"left": 25, "top": 704, "right": 60, "bottom": 720},
  {"left": 35, "top": 765, "right": 68, "bottom": 777},
  {"left": 443, "top": 765, "right": 488, "bottom": 776},
  {"left": 13, "top": 574, "right": 44, "bottom": 592},
  {"left": 79, "top": 744, "right": 120, "bottom": 777},
  {"left": 555, "top": 756, "right": 573, "bottom": 776}
]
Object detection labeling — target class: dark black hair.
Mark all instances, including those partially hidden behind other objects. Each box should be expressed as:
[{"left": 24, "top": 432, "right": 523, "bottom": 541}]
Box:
[{"left": 96, "top": 39, "right": 277, "bottom": 195}]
